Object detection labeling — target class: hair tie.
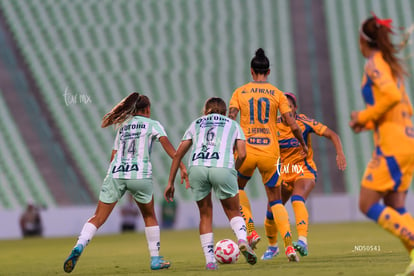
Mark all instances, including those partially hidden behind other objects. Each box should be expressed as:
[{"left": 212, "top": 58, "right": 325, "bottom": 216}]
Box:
[{"left": 371, "top": 11, "right": 393, "bottom": 31}]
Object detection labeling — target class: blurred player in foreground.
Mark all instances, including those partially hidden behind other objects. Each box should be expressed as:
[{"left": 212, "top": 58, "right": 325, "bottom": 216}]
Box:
[
  {"left": 228, "top": 48, "right": 307, "bottom": 262},
  {"left": 165, "top": 97, "right": 257, "bottom": 270},
  {"left": 262, "top": 92, "right": 346, "bottom": 260},
  {"left": 349, "top": 13, "right": 414, "bottom": 276},
  {"left": 63, "top": 93, "right": 188, "bottom": 273}
]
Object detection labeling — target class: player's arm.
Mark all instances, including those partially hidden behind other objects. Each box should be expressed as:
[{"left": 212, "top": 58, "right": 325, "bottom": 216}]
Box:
[
  {"left": 160, "top": 136, "right": 189, "bottom": 187},
  {"left": 282, "top": 111, "right": 308, "bottom": 156},
  {"left": 110, "top": 150, "right": 117, "bottom": 162},
  {"left": 322, "top": 128, "right": 346, "bottom": 171},
  {"left": 164, "top": 139, "right": 192, "bottom": 202},
  {"left": 357, "top": 82, "right": 401, "bottom": 124},
  {"left": 234, "top": 139, "right": 246, "bottom": 170},
  {"left": 228, "top": 107, "right": 239, "bottom": 120}
]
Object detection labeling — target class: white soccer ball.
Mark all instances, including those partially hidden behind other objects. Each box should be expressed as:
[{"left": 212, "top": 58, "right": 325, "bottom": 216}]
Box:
[{"left": 214, "top": 239, "right": 240, "bottom": 264}]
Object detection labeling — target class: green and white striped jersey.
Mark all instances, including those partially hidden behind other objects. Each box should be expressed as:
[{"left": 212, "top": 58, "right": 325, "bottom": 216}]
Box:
[
  {"left": 183, "top": 113, "right": 245, "bottom": 168},
  {"left": 108, "top": 116, "right": 167, "bottom": 179}
]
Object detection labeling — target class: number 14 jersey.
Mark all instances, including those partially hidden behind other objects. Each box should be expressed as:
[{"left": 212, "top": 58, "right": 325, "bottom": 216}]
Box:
[
  {"left": 108, "top": 116, "right": 167, "bottom": 179},
  {"left": 229, "top": 81, "right": 291, "bottom": 157}
]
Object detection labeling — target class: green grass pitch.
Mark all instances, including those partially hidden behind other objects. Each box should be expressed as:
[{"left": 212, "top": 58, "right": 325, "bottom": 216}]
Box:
[{"left": 0, "top": 222, "right": 410, "bottom": 276}]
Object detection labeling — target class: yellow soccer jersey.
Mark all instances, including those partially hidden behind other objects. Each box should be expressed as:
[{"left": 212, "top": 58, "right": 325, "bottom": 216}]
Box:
[
  {"left": 357, "top": 52, "right": 414, "bottom": 155},
  {"left": 229, "top": 81, "right": 291, "bottom": 157},
  {"left": 277, "top": 114, "right": 327, "bottom": 169}
]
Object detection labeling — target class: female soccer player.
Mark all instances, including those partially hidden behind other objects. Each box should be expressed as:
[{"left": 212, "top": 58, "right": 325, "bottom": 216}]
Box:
[
  {"left": 165, "top": 97, "right": 257, "bottom": 270},
  {"left": 63, "top": 92, "right": 188, "bottom": 273},
  {"left": 228, "top": 48, "right": 308, "bottom": 262},
  {"left": 349, "top": 14, "right": 414, "bottom": 276},
  {"left": 261, "top": 92, "right": 346, "bottom": 260}
]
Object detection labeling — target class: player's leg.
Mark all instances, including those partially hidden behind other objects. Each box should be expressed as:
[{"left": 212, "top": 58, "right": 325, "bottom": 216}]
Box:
[
  {"left": 190, "top": 166, "right": 217, "bottom": 270},
  {"left": 137, "top": 196, "right": 170, "bottom": 270},
  {"left": 129, "top": 178, "right": 169, "bottom": 270},
  {"left": 262, "top": 182, "right": 292, "bottom": 260},
  {"left": 360, "top": 186, "right": 414, "bottom": 276},
  {"left": 63, "top": 201, "right": 116, "bottom": 273},
  {"left": 361, "top": 155, "right": 414, "bottom": 249},
  {"left": 384, "top": 191, "right": 414, "bottom": 253},
  {"left": 291, "top": 178, "right": 315, "bottom": 257},
  {"left": 196, "top": 194, "right": 217, "bottom": 269},
  {"left": 220, "top": 194, "right": 257, "bottom": 265},
  {"left": 360, "top": 187, "right": 414, "bottom": 248},
  {"left": 211, "top": 167, "right": 257, "bottom": 265},
  {"left": 383, "top": 155, "right": 414, "bottom": 276},
  {"left": 237, "top": 154, "right": 260, "bottom": 248},
  {"left": 265, "top": 184, "right": 298, "bottom": 262},
  {"left": 64, "top": 176, "right": 120, "bottom": 273}
]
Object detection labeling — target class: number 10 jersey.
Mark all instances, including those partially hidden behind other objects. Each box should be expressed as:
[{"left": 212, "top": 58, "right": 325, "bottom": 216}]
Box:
[{"left": 229, "top": 81, "right": 291, "bottom": 157}]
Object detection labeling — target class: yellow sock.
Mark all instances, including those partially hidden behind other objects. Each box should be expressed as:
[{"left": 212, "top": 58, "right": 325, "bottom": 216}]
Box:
[
  {"left": 239, "top": 190, "right": 255, "bottom": 234},
  {"left": 264, "top": 211, "right": 278, "bottom": 245},
  {"left": 400, "top": 212, "right": 414, "bottom": 252},
  {"left": 377, "top": 206, "right": 414, "bottom": 248},
  {"left": 292, "top": 197, "right": 308, "bottom": 239},
  {"left": 270, "top": 202, "right": 292, "bottom": 248}
]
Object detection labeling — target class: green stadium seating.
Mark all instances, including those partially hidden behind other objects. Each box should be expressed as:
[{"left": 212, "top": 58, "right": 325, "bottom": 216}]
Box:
[
  {"left": 0, "top": 93, "right": 56, "bottom": 209},
  {"left": 5, "top": 0, "right": 410, "bottom": 199}
]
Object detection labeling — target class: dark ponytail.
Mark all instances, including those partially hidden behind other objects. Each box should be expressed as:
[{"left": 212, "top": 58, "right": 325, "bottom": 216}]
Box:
[{"left": 250, "top": 48, "right": 270, "bottom": 75}]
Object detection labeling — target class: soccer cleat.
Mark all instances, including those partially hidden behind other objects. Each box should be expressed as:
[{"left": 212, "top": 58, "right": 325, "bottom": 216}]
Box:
[
  {"left": 247, "top": 230, "right": 261, "bottom": 250},
  {"left": 396, "top": 250, "right": 414, "bottom": 276},
  {"left": 285, "top": 245, "right": 299, "bottom": 262},
  {"left": 238, "top": 239, "right": 257, "bottom": 265},
  {"left": 261, "top": 246, "right": 280, "bottom": 260},
  {"left": 150, "top": 256, "right": 171, "bottom": 270},
  {"left": 205, "top": 262, "right": 218, "bottom": 270},
  {"left": 63, "top": 244, "right": 84, "bottom": 273},
  {"left": 293, "top": 240, "right": 308, "bottom": 257}
]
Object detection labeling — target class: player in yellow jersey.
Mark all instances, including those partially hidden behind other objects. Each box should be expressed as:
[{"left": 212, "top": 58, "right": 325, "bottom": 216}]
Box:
[
  {"left": 349, "top": 14, "right": 414, "bottom": 276},
  {"left": 261, "top": 92, "right": 346, "bottom": 260},
  {"left": 228, "top": 48, "right": 308, "bottom": 262}
]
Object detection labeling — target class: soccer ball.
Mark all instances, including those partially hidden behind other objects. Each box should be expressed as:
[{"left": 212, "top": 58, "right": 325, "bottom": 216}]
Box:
[{"left": 214, "top": 239, "right": 240, "bottom": 264}]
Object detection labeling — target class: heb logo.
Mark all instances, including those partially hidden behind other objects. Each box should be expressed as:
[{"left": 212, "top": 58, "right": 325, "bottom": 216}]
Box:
[{"left": 247, "top": 137, "right": 270, "bottom": 145}]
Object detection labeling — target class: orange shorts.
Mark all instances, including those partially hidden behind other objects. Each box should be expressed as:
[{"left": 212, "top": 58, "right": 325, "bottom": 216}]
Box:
[
  {"left": 361, "top": 153, "right": 414, "bottom": 192},
  {"left": 237, "top": 153, "right": 281, "bottom": 187}
]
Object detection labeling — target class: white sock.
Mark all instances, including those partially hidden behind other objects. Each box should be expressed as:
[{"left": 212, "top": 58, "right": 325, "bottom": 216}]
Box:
[
  {"left": 229, "top": 216, "right": 247, "bottom": 242},
  {"left": 76, "top": 222, "right": 97, "bottom": 248},
  {"left": 298, "top": 236, "right": 307, "bottom": 245},
  {"left": 145, "top": 226, "right": 160, "bottom": 257},
  {"left": 200, "top": 233, "right": 215, "bottom": 264}
]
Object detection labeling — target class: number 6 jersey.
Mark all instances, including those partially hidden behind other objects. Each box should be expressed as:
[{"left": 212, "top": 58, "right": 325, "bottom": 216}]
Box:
[
  {"left": 229, "top": 81, "right": 291, "bottom": 157},
  {"left": 108, "top": 116, "right": 167, "bottom": 179},
  {"left": 182, "top": 113, "right": 245, "bottom": 168}
]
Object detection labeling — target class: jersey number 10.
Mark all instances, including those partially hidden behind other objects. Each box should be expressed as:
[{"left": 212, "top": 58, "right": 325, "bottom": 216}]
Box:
[{"left": 248, "top": 97, "right": 270, "bottom": 124}]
